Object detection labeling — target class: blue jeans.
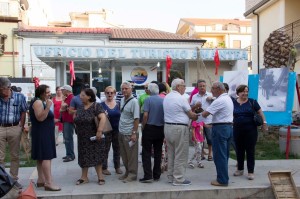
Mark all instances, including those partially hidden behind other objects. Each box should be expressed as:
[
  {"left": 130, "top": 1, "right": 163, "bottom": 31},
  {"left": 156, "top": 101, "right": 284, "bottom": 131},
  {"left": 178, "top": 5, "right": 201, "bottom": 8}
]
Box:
[
  {"left": 212, "top": 124, "right": 232, "bottom": 184},
  {"left": 63, "top": 122, "right": 75, "bottom": 159}
]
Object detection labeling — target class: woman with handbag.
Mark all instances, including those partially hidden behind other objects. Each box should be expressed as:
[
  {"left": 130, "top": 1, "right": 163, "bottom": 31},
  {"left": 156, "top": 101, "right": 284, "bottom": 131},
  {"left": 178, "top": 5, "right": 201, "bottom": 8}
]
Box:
[
  {"left": 100, "top": 86, "right": 123, "bottom": 175},
  {"left": 73, "top": 88, "right": 107, "bottom": 185},
  {"left": 232, "top": 85, "right": 267, "bottom": 180}
]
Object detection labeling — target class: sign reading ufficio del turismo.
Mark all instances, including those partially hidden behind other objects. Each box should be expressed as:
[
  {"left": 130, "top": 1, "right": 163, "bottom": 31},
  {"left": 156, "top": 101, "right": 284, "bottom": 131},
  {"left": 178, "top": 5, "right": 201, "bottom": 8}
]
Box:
[{"left": 33, "top": 46, "right": 248, "bottom": 61}]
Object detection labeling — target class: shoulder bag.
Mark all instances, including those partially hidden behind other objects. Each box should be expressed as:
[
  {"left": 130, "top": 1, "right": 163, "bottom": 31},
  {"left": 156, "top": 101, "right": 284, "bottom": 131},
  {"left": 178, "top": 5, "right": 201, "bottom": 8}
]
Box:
[
  {"left": 250, "top": 99, "right": 263, "bottom": 126},
  {"left": 94, "top": 103, "right": 113, "bottom": 134}
]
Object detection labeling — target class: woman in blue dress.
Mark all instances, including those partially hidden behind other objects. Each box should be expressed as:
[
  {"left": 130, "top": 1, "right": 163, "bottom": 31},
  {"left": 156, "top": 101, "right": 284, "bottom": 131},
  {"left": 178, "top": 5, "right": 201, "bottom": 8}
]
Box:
[
  {"left": 232, "top": 85, "right": 267, "bottom": 180},
  {"left": 30, "top": 84, "right": 61, "bottom": 191},
  {"left": 101, "top": 86, "right": 123, "bottom": 175}
]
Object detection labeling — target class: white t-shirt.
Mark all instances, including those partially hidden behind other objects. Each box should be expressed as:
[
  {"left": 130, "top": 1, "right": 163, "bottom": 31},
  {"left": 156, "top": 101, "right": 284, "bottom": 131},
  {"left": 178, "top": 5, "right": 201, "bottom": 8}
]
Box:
[
  {"left": 163, "top": 90, "right": 191, "bottom": 124},
  {"left": 206, "top": 93, "right": 233, "bottom": 123},
  {"left": 191, "top": 91, "right": 213, "bottom": 124}
]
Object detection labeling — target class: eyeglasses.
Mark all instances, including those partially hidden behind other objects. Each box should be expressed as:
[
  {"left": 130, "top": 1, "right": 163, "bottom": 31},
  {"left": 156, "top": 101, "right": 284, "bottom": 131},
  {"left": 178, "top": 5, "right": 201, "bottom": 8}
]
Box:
[
  {"left": 105, "top": 92, "right": 114, "bottom": 95},
  {"left": 179, "top": 84, "right": 186, "bottom": 87},
  {"left": 0, "top": 86, "right": 11, "bottom": 90},
  {"left": 144, "top": 87, "right": 148, "bottom": 89}
]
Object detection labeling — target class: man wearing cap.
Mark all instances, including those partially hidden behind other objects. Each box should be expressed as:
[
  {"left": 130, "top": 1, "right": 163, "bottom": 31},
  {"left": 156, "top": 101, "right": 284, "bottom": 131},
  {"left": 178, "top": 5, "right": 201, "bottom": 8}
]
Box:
[
  {"left": 60, "top": 85, "right": 75, "bottom": 162},
  {"left": 0, "top": 77, "right": 28, "bottom": 189}
]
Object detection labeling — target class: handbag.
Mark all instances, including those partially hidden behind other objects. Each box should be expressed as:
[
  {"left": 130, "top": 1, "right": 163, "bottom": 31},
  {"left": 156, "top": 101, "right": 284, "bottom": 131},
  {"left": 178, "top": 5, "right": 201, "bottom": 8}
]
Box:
[
  {"left": 94, "top": 103, "right": 113, "bottom": 134},
  {"left": 0, "top": 165, "right": 16, "bottom": 198},
  {"left": 250, "top": 99, "right": 263, "bottom": 126}
]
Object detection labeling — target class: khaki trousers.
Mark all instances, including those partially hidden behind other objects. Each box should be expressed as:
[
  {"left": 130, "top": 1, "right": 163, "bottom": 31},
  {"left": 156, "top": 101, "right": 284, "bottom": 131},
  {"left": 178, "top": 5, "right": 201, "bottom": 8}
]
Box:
[
  {"left": 118, "top": 133, "right": 139, "bottom": 178},
  {"left": 0, "top": 125, "right": 22, "bottom": 180},
  {"left": 164, "top": 124, "right": 189, "bottom": 183}
]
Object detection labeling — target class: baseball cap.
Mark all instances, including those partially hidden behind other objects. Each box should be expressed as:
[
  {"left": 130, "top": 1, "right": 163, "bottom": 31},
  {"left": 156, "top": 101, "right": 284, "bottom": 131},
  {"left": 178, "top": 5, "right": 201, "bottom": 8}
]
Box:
[{"left": 60, "top": 85, "right": 72, "bottom": 92}]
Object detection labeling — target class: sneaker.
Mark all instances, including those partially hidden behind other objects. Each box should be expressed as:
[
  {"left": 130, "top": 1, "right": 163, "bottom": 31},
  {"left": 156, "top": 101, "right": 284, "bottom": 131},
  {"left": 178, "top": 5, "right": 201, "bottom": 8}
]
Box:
[
  {"left": 63, "top": 157, "right": 75, "bottom": 162},
  {"left": 188, "top": 162, "right": 195, "bottom": 169},
  {"left": 154, "top": 178, "right": 160, "bottom": 182},
  {"left": 118, "top": 174, "right": 128, "bottom": 180},
  {"left": 123, "top": 176, "right": 137, "bottom": 183},
  {"left": 14, "top": 181, "right": 23, "bottom": 189},
  {"left": 248, "top": 173, "right": 254, "bottom": 180},
  {"left": 198, "top": 162, "right": 204, "bottom": 168},
  {"left": 139, "top": 178, "right": 153, "bottom": 183},
  {"left": 173, "top": 179, "right": 191, "bottom": 186},
  {"left": 233, "top": 170, "right": 244, "bottom": 176}
]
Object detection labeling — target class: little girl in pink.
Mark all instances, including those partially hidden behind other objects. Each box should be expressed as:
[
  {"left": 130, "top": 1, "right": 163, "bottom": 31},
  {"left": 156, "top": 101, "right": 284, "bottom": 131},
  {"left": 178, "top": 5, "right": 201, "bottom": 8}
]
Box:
[{"left": 188, "top": 121, "right": 205, "bottom": 168}]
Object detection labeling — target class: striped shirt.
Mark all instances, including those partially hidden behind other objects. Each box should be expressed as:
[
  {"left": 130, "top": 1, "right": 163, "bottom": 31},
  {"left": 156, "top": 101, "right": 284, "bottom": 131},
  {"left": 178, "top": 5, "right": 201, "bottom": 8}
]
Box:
[
  {"left": 0, "top": 91, "right": 28, "bottom": 124},
  {"left": 115, "top": 91, "right": 137, "bottom": 104}
]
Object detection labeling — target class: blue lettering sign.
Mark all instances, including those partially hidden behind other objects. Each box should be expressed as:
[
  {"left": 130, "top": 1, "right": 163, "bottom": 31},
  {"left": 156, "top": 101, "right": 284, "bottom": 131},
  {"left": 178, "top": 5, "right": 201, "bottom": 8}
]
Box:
[
  {"left": 34, "top": 47, "right": 43, "bottom": 57},
  {"left": 68, "top": 48, "right": 77, "bottom": 57},
  {"left": 118, "top": 49, "right": 126, "bottom": 58},
  {"left": 108, "top": 48, "right": 117, "bottom": 58},
  {"left": 180, "top": 50, "right": 188, "bottom": 59},
  {"left": 96, "top": 48, "right": 106, "bottom": 58},
  {"left": 45, "top": 47, "right": 53, "bottom": 57},
  {"left": 82, "top": 48, "right": 91, "bottom": 57},
  {"left": 149, "top": 49, "right": 157, "bottom": 59},
  {"left": 131, "top": 49, "right": 139, "bottom": 58}
]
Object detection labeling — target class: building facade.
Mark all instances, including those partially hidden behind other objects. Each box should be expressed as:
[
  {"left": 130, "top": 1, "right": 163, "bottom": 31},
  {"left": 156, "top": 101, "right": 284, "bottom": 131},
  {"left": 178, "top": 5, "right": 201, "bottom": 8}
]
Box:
[
  {"left": 16, "top": 26, "right": 248, "bottom": 94},
  {"left": 244, "top": 0, "right": 300, "bottom": 74},
  {"left": 176, "top": 18, "right": 252, "bottom": 49}
]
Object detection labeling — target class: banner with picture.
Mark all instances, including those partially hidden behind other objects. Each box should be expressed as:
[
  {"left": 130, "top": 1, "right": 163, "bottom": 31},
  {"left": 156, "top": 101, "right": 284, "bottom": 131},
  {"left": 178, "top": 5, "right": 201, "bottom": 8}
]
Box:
[{"left": 122, "top": 66, "right": 157, "bottom": 85}]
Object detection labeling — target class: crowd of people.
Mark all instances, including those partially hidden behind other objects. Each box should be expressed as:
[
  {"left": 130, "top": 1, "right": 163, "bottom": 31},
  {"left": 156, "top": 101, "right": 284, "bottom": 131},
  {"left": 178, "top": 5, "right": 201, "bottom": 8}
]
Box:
[{"left": 0, "top": 76, "right": 268, "bottom": 191}]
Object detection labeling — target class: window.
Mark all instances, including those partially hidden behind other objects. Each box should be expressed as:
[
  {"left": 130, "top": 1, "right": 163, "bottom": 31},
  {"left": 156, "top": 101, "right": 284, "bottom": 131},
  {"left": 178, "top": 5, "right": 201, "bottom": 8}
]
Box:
[
  {"left": 0, "top": 2, "right": 9, "bottom": 16},
  {"left": 233, "top": 40, "right": 241, "bottom": 49}
]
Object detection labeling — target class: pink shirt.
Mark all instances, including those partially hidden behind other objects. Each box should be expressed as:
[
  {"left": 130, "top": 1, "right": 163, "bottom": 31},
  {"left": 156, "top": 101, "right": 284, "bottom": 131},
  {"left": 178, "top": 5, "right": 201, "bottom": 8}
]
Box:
[
  {"left": 191, "top": 121, "right": 204, "bottom": 142},
  {"left": 189, "top": 87, "right": 199, "bottom": 103}
]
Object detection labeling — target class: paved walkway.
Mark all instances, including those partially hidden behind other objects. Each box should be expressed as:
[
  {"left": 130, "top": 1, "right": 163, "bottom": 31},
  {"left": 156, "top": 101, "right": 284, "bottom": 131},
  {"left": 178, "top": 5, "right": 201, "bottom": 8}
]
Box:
[{"left": 7, "top": 132, "right": 300, "bottom": 198}]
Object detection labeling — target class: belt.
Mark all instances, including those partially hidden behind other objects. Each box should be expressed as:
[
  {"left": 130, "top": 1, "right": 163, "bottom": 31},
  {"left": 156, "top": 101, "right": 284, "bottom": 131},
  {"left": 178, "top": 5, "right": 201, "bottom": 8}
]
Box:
[
  {"left": 212, "top": 122, "right": 233, "bottom": 126},
  {"left": 165, "top": 122, "right": 188, "bottom": 127},
  {"left": 0, "top": 122, "right": 19, "bottom": 127}
]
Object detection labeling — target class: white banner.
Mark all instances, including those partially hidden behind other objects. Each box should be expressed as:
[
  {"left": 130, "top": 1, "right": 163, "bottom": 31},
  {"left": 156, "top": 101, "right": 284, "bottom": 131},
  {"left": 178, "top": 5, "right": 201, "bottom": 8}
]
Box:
[{"left": 121, "top": 66, "right": 157, "bottom": 85}]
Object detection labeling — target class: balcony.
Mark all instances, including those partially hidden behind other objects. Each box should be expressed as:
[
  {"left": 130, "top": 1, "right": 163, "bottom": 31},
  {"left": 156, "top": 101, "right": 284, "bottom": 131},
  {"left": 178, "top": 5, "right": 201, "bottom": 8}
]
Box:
[{"left": 0, "top": 1, "right": 20, "bottom": 19}]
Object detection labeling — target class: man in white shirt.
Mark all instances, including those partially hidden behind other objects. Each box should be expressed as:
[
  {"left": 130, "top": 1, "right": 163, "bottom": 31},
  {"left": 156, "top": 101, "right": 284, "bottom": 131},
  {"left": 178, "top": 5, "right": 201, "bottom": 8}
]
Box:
[
  {"left": 201, "top": 82, "right": 233, "bottom": 187},
  {"left": 190, "top": 79, "right": 213, "bottom": 161},
  {"left": 163, "top": 78, "right": 198, "bottom": 186}
]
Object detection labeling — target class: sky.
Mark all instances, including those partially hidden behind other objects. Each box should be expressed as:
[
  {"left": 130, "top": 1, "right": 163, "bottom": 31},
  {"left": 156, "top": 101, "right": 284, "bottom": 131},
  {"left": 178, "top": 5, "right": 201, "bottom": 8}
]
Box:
[{"left": 50, "top": 0, "right": 246, "bottom": 33}]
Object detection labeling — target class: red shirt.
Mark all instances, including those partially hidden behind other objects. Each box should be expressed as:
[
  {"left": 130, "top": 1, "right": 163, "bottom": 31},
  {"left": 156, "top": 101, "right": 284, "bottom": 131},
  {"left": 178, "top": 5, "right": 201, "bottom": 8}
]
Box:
[
  {"left": 61, "top": 94, "right": 74, "bottom": 123},
  {"left": 53, "top": 97, "right": 63, "bottom": 132}
]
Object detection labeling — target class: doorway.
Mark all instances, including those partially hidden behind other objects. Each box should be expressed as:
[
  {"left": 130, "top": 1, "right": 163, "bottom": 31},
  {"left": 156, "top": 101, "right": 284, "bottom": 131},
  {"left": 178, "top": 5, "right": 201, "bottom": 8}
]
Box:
[{"left": 67, "top": 73, "right": 90, "bottom": 95}]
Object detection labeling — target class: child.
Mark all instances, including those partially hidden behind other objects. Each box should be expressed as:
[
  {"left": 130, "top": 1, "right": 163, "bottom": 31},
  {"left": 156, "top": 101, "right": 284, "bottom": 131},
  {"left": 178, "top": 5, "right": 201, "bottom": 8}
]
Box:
[{"left": 188, "top": 120, "right": 205, "bottom": 168}]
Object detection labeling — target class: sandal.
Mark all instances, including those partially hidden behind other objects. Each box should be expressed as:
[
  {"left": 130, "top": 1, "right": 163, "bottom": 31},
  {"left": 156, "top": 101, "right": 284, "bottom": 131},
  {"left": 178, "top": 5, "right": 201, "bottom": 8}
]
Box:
[
  {"left": 207, "top": 156, "right": 213, "bottom": 161},
  {"left": 98, "top": 179, "right": 105, "bottom": 185},
  {"left": 115, "top": 168, "right": 123, "bottom": 174},
  {"left": 76, "top": 179, "right": 89, "bottom": 185},
  {"left": 102, "top": 169, "right": 111, "bottom": 175}
]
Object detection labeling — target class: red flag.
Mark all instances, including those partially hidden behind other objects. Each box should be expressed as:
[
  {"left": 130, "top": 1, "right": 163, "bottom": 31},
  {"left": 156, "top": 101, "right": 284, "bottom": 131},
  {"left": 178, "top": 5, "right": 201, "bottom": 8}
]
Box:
[
  {"left": 69, "top": 61, "right": 76, "bottom": 86},
  {"left": 166, "top": 55, "right": 172, "bottom": 83},
  {"left": 214, "top": 49, "right": 220, "bottom": 75}
]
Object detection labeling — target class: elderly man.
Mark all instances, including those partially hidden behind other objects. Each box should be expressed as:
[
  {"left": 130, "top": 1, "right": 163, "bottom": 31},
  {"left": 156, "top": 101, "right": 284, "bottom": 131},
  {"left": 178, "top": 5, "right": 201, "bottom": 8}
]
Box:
[
  {"left": 118, "top": 81, "right": 140, "bottom": 183},
  {"left": 60, "top": 85, "right": 75, "bottom": 162},
  {"left": 0, "top": 77, "right": 28, "bottom": 189},
  {"left": 201, "top": 82, "right": 233, "bottom": 186},
  {"left": 164, "top": 78, "right": 198, "bottom": 186},
  {"left": 190, "top": 79, "right": 213, "bottom": 161},
  {"left": 140, "top": 83, "right": 164, "bottom": 183}
]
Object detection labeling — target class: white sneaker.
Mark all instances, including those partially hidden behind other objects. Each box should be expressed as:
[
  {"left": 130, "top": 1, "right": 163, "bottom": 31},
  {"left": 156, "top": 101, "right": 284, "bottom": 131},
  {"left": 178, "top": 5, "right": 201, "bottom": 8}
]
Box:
[
  {"left": 188, "top": 162, "right": 195, "bottom": 169},
  {"left": 233, "top": 170, "right": 244, "bottom": 176}
]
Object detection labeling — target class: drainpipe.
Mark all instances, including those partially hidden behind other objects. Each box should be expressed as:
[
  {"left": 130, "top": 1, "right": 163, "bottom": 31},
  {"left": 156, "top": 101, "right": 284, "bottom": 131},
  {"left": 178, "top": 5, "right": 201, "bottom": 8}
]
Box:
[
  {"left": 252, "top": 11, "right": 260, "bottom": 74},
  {"left": 12, "top": 30, "right": 16, "bottom": 77}
]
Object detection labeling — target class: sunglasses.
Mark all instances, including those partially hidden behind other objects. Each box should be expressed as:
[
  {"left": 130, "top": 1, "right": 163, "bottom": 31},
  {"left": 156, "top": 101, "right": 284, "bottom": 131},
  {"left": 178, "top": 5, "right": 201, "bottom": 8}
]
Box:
[
  {"left": 145, "top": 87, "right": 148, "bottom": 89},
  {"left": 105, "top": 92, "right": 114, "bottom": 95}
]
